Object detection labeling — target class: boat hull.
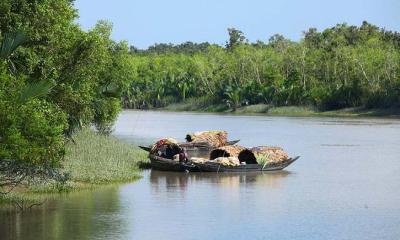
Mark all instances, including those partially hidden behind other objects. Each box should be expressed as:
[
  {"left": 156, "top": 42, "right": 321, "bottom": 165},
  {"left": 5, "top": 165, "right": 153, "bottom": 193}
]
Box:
[
  {"left": 194, "top": 156, "right": 300, "bottom": 172},
  {"left": 150, "top": 155, "right": 299, "bottom": 172},
  {"left": 150, "top": 155, "right": 198, "bottom": 172}
]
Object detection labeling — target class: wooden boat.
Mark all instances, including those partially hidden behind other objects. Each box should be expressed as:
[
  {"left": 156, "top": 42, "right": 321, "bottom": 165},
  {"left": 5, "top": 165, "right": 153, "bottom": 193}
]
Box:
[
  {"left": 193, "top": 156, "right": 300, "bottom": 172},
  {"left": 139, "top": 139, "right": 240, "bottom": 153},
  {"left": 149, "top": 155, "right": 198, "bottom": 172},
  {"left": 149, "top": 155, "right": 299, "bottom": 172}
]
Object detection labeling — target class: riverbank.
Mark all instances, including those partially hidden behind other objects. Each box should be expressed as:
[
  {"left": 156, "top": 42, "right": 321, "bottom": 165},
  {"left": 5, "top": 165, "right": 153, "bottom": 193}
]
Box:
[
  {"left": 0, "top": 129, "right": 148, "bottom": 208},
  {"left": 161, "top": 102, "right": 400, "bottom": 118}
]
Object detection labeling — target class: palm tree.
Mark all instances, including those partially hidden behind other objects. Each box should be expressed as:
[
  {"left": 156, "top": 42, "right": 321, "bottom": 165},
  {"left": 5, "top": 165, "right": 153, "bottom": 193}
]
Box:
[{"left": 0, "top": 32, "right": 54, "bottom": 103}]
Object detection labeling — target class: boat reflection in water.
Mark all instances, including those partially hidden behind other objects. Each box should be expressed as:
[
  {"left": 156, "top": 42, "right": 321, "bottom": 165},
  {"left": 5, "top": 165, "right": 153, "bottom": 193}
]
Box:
[{"left": 150, "top": 170, "right": 291, "bottom": 192}]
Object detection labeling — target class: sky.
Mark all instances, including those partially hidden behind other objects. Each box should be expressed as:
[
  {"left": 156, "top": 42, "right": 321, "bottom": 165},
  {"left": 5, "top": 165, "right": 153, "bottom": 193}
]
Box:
[{"left": 74, "top": 0, "right": 400, "bottom": 49}]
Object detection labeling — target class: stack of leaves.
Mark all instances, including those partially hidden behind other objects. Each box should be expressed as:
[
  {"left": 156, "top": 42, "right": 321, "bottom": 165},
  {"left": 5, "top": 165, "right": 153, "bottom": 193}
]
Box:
[
  {"left": 186, "top": 130, "right": 228, "bottom": 147},
  {"left": 209, "top": 145, "right": 246, "bottom": 159},
  {"left": 251, "top": 146, "right": 289, "bottom": 164},
  {"left": 213, "top": 157, "right": 240, "bottom": 166},
  {"left": 190, "top": 156, "right": 240, "bottom": 166}
]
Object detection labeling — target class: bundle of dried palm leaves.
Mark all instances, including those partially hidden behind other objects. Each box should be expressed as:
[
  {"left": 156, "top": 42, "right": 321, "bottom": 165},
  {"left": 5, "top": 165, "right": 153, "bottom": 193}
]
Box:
[
  {"left": 250, "top": 146, "right": 289, "bottom": 163},
  {"left": 210, "top": 145, "right": 258, "bottom": 164},
  {"left": 209, "top": 145, "right": 246, "bottom": 159},
  {"left": 185, "top": 130, "right": 228, "bottom": 147},
  {"left": 190, "top": 156, "right": 240, "bottom": 166}
]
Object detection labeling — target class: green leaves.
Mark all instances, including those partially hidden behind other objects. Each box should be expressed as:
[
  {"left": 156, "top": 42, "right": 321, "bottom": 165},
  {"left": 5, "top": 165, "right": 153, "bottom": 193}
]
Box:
[
  {"left": 101, "top": 82, "right": 120, "bottom": 98},
  {"left": 0, "top": 32, "right": 27, "bottom": 60},
  {"left": 18, "top": 80, "right": 55, "bottom": 104},
  {"left": 124, "top": 22, "right": 400, "bottom": 111}
]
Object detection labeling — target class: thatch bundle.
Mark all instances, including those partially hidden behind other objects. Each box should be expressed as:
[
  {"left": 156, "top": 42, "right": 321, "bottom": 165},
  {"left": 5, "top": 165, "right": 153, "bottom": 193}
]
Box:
[
  {"left": 190, "top": 156, "right": 240, "bottom": 166},
  {"left": 185, "top": 130, "right": 228, "bottom": 147},
  {"left": 209, "top": 145, "right": 288, "bottom": 165},
  {"left": 209, "top": 145, "right": 245, "bottom": 159},
  {"left": 190, "top": 157, "right": 208, "bottom": 164},
  {"left": 210, "top": 146, "right": 258, "bottom": 164},
  {"left": 214, "top": 157, "right": 240, "bottom": 166},
  {"left": 251, "top": 146, "right": 289, "bottom": 163}
]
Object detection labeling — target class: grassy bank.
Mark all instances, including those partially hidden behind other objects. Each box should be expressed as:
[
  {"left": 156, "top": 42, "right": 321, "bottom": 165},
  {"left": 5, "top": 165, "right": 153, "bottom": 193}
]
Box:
[
  {"left": 161, "top": 101, "right": 400, "bottom": 118},
  {"left": 1, "top": 129, "right": 148, "bottom": 207},
  {"left": 162, "top": 97, "right": 228, "bottom": 112}
]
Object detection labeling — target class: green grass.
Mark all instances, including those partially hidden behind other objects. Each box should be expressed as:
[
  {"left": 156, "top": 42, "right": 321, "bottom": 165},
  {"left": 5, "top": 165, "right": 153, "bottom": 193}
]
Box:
[
  {"left": 161, "top": 101, "right": 400, "bottom": 118},
  {"left": 63, "top": 129, "right": 148, "bottom": 184},
  {"left": 254, "top": 153, "right": 270, "bottom": 166},
  {"left": 162, "top": 97, "right": 228, "bottom": 112},
  {"left": 234, "top": 104, "right": 317, "bottom": 116},
  {"left": 267, "top": 106, "right": 317, "bottom": 116},
  {"left": 233, "top": 104, "right": 270, "bottom": 114},
  {"left": 1, "top": 129, "right": 149, "bottom": 207},
  {"left": 318, "top": 107, "right": 400, "bottom": 117}
]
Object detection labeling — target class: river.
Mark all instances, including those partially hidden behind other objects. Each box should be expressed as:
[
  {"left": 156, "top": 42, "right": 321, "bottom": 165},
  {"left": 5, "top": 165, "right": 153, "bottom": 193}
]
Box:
[{"left": 2, "top": 110, "right": 400, "bottom": 240}]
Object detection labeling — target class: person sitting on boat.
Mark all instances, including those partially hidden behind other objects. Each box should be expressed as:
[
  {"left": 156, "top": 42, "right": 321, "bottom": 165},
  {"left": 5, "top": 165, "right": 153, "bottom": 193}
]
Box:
[
  {"left": 169, "top": 145, "right": 188, "bottom": 163},
  {"left": 152, "top": 138, "right": 187, "bottom": 162}
]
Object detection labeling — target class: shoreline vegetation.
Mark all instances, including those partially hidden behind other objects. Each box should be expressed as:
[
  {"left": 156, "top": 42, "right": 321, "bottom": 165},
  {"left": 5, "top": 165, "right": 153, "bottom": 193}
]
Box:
[
  {"left": 159, "top": 102, "right": 400, "bottom": 118},
  {"left": 123, "top": 22, "right": 400, "bottom": 116},
  {"left": 1, "top": 1, "right": 144, "bottom": 209},
  {"left": 0, "top": 129, "right": 148, "bottom": 208}
]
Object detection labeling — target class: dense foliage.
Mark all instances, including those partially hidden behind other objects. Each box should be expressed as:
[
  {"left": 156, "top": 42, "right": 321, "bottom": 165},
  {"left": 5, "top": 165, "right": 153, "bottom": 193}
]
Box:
[
  {"left": 125, "top": 22, "right": 400, "bottom": 110},
  {"left": 0, "top": 0, "right": 131, "bottom": 168}
]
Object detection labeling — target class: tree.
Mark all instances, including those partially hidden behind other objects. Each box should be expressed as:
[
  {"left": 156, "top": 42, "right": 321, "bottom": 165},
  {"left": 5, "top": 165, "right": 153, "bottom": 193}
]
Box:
[
  {"left": 123, "top": 22, "right": 400, "bottom": 111},
  {"left": 226, "top": 28, "right": 246, "bottom": 50}
]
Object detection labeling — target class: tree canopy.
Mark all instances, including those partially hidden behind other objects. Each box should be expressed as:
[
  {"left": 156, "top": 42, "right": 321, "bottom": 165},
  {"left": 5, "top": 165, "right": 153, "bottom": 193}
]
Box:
[
  {"left": 0, "top": 0, "right": 132, "bottom": 167},
  {"left": 124, "top": 23, "right": 400, "bottom": 111}
]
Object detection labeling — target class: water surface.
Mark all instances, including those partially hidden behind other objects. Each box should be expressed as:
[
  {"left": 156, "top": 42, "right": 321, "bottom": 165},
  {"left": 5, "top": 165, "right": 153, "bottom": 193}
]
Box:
[{"left": 2, "top": 111, "right": 400, "bottom": 240}]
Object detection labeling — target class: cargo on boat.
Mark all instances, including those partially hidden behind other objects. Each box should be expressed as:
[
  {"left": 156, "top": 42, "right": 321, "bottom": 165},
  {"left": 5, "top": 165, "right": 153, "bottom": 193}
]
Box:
[
  {"left": 139, "top": 130, "right": 240, "bottom": 152},
  {"left": 191, "top": 145, "right": 299, "bottom": 172},
  {"left": 138, "top": 130, "right": 299, "bottom": 172},
  {"left": 185, "top": 130, "right": 229, "bottom": 148}
]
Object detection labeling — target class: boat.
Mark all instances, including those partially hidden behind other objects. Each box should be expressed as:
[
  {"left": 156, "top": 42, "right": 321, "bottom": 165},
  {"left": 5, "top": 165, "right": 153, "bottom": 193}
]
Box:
[
  {"left": 139, "top": 139, "right": 240, "bottom": 153},
  {"left": 193, "top": 156, "right": 300, "bottom": 172},
  {"left": 149, "top": 155, "right": 299, "bottom": 172},
  {"left": 141, "top": 132, "right": 299, "bottom": 172},
  {"left": 149, "top": 154, "right": 198, "bottom": 172}
]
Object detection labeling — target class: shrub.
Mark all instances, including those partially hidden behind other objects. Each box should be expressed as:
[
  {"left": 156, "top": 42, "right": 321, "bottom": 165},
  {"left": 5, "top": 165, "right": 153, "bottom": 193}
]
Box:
[
  {"left": 0, "top": 99, "right": 67, "bottom": 166},
  {"left": 93, "top": 98, "right": 121, "bottom": 135}
]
